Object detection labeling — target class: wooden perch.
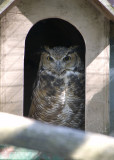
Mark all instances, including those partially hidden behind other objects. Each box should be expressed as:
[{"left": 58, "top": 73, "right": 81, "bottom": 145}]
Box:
[{"left": 0, "top": 112, "right": 114, "bottom": 160}]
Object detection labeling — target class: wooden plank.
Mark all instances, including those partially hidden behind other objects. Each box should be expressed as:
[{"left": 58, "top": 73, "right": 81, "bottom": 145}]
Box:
[
  {"left": 88, "top": 0, "right": 114, "bottom": 21},
  {"left": 0, "top": 0, "right": 113, "bottom": 21},
  {"left": 0, "top": 0, "right": 20, "bottom": 17}
]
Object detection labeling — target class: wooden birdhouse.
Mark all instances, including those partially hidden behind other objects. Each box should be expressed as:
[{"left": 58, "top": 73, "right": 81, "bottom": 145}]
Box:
[{"left": 0, "top": 0, "right": 114, "bottom": 135}]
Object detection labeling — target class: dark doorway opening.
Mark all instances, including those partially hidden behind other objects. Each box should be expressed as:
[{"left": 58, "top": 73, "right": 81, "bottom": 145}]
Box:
[{"left": 24, "top": 18, "right": 85, "bottom": 117}]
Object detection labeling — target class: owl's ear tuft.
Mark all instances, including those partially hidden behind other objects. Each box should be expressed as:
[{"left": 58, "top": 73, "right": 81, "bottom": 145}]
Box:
[
  {"left": 69, "top": 45, "right": 80, "bottom": 52},
  {"left": 39, "top": 46, "right": 48, "bottom": 51},
  {"left": 67, "top": 46, "right": 80, "bottom": 55},
  {"left": 44, "top": 46, "right": 49, "bottom": 50}
]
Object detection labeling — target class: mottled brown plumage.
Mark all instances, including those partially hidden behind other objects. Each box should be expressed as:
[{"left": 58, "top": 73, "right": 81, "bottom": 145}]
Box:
[{"left": 29, "top": 46, "right": 85, "bottom": 130}]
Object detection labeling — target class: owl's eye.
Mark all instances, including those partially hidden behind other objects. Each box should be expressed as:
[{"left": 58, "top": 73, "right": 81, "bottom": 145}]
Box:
[
  {"left": 47, "top": 56, "right": 54, "bottom": 61},
  {"left": 63, "top": 56, "right": 71, "bottom": 61}
]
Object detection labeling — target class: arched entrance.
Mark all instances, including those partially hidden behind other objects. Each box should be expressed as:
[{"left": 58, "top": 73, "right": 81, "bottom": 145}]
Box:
[{"left": 24, "top": 18, "right": 86, "bottom": 122}]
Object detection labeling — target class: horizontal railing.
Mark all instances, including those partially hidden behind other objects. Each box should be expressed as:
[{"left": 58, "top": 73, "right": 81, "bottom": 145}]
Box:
[{"left": 0, "top": 112, "right": 114, "bottom": 160}]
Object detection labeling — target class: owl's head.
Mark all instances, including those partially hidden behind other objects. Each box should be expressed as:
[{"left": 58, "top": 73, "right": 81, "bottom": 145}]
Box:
[{"left": 39, "top": 46, "right": 82, "bottom": 75}]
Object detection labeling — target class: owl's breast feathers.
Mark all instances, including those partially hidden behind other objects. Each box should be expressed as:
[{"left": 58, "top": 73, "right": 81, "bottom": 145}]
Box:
[{"left": 29, "top": 70, "right": 85, "bottom": 129}]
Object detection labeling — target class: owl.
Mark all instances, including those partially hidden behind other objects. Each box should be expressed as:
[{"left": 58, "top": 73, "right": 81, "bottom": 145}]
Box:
[{"left": 28, "top": 46, "right": 85, "bottom": 130}]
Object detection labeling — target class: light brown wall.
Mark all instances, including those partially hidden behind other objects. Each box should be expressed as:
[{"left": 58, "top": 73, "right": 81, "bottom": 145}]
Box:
[{"left": 0, "top": 0, "right": 110, "bottom": 134}]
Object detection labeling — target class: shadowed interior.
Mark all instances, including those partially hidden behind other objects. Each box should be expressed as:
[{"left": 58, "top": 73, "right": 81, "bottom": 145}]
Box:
[{"left": 24, "top": 18, "right": 85, "bottom": 117}]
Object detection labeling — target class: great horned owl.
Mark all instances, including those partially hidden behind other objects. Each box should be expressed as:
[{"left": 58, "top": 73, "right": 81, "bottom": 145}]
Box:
[{"left": 28, "top": 46, "right": 85, "bottom": 130}]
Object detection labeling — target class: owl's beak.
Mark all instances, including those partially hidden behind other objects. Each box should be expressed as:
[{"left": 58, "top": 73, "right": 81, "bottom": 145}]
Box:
[{"left": 56, "top": 61, "right": 63, "bottom": 75}]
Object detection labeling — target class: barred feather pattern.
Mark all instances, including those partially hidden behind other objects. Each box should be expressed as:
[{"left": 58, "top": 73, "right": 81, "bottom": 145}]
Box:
[{"left": 29, "top": 71, "right": 85, "bottom": 130}]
